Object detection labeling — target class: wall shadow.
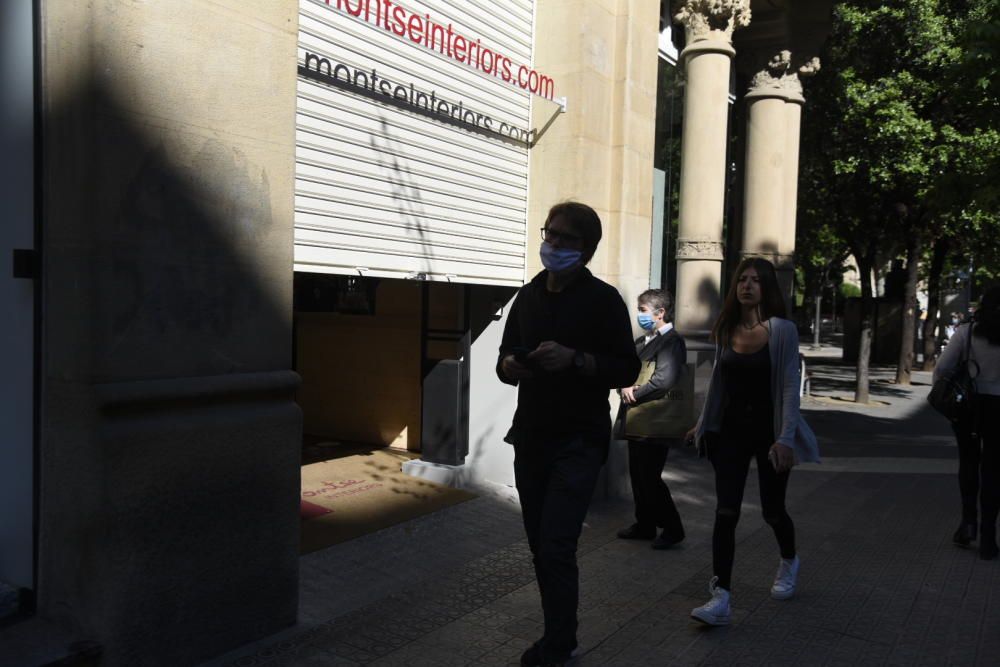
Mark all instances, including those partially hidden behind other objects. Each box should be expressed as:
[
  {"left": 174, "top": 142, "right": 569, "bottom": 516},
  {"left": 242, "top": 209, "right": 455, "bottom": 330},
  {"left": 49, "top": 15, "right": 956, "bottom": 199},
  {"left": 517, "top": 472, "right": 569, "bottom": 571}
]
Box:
[{"left": 40, "top": 54, "right": 301, "bottom": 666}]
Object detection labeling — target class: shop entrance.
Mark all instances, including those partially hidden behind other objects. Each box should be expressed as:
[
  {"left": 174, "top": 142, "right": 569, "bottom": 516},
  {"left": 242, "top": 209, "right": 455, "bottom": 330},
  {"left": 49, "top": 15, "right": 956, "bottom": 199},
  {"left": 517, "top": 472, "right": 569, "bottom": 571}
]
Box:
[
  {"left": 292, "top": 274, "right": 477, "bottom": 552},
  {"left": 0, "top": 0, "right": 37, "bottom": 619}
]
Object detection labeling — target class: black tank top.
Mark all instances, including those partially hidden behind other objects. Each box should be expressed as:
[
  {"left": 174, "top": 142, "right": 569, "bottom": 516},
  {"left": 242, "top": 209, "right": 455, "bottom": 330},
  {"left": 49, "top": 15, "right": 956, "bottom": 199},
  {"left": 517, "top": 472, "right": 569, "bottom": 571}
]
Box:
[{"left": 720, "top": 343, "right": 774, "bottom": 439}]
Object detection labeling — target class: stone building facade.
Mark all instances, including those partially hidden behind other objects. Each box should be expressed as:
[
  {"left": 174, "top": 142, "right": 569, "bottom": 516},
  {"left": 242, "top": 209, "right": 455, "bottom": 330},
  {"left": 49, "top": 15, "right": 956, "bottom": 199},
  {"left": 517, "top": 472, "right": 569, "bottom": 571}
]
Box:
[{"left": 0, "top": 0, "right": 829, "bottom": 663}]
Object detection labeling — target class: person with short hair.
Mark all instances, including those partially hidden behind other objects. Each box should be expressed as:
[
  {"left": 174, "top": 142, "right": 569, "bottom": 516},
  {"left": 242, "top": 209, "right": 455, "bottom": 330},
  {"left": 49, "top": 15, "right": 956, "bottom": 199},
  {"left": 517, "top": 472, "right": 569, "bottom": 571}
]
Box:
[
  {"left": 616, "top": 288, "right": 688, "bottom": 549},
  {"left": 686, "top": 257, "right": 819, "bottom": 626},
  {"left": 498, "top": 201, "right": 640, "bottom": 666},
  {"left": 936, "top": 286, "right": 1000, "bottom": 560}
]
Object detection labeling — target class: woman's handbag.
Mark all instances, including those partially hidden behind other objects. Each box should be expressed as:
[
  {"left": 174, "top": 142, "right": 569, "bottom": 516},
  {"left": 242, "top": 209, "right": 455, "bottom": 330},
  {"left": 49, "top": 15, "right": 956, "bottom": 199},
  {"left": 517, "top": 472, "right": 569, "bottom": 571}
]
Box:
[
  {"left": 622, "top": 360, "right": 695, "bottom": 439},
  {"left": 928, "top": 324, "right": 980, "bottom": 424}
]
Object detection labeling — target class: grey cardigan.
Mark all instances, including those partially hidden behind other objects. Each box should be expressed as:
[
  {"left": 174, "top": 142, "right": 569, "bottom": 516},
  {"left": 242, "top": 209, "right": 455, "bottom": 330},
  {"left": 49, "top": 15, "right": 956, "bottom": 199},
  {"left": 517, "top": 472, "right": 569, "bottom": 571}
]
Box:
[
  {"left": 694, "top": 317, "right": 820, "bottom": 464},
  {"left": 934, "top": 323, "right": 1000, "bottom": 396}
]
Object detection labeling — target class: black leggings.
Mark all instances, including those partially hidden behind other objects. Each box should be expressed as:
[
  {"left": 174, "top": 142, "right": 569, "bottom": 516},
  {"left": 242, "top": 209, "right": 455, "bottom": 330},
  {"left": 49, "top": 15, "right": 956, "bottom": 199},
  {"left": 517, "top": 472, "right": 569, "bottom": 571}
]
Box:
[
  {"left": 954, "top": 394, "right": 1000, "bottom": 531},
  {"left": 708, "top": 430, "right": 795, "bottom": 590}
]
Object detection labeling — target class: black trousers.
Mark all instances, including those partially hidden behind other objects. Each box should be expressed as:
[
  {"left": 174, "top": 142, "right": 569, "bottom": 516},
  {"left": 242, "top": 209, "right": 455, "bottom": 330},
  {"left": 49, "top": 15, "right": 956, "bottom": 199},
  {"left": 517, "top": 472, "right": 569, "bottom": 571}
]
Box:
[
  {"left": 955, "top": 420, "right": 982, "bottom": 523},
  {"left": 627, "top": 439, "right": 684, "bottom": 537},
  {"left": 954, "top": 394, "right": 1000, "bottom": 531},
  {"left": 513, "top": 433, "right": 606, "bottom": 659},
  {"left": 708, "top": 430, "right": 795, "bottom": 590}
]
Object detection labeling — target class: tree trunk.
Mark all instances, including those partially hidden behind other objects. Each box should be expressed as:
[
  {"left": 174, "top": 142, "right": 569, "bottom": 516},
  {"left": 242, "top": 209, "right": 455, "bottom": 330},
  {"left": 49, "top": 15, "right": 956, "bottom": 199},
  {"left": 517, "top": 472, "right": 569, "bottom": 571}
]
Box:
[
  {"left": 813, "top": 292, "right": 822, "bottom": 348},
  {"left": 922, "top": 238, "right": 948, "bottom": 371},
  {"left": 855, "top": 250, "right": 874, "bottom": 404},
  {"left": 831, "top": 285, "right": 837, "bottom": 332},
  {"left": 895, "top": 234, "right": 922, "bottom": 385},
  {"left": 813, "top": 269, "right": 825, "bottom": 349}
]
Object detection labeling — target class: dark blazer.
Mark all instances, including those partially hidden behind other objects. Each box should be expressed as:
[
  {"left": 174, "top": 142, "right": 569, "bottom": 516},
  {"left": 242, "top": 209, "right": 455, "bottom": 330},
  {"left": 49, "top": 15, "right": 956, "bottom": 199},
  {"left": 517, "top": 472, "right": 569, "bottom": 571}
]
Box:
[{"left": 632, "top": 327, "right": 687, "bottom": 404}]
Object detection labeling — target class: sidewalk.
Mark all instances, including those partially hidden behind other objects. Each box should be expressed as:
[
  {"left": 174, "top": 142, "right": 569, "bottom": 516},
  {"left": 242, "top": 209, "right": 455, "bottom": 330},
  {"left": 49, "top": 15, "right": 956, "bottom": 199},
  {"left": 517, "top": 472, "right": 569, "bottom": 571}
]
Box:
[{"left": 206, "top": 351, "right": 998, "bottom": 667}]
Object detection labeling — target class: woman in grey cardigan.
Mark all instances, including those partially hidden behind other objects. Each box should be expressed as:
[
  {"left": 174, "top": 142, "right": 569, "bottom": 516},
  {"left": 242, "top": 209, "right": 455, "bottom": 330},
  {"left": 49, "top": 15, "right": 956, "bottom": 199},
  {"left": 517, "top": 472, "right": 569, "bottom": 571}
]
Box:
[
  {"left": 934, "top": 286, "right": 1000, "bottom": 560},
  {"left": 687, "top": 258, "right": 819, "bottom": 626}
]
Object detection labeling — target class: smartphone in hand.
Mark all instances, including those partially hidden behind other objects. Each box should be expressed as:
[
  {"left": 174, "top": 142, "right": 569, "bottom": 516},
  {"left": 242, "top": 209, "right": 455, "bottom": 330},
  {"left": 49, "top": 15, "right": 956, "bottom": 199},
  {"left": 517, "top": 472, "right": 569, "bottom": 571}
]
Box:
[{"left": 510, "top": 346, "right": 541, "bottom": 372}]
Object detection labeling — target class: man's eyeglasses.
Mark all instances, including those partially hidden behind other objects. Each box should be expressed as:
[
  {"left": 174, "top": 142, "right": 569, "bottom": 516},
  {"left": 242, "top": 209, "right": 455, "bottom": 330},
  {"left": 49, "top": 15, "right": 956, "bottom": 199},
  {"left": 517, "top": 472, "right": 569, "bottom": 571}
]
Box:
[{"left": 540, "top": 227, "right": 582, "bottom": 244}]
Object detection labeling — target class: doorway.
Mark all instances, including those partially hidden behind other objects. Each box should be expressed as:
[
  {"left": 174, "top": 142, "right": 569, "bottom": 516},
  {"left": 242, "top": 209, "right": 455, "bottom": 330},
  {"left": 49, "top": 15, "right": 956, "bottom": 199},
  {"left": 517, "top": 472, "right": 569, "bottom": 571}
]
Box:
[
  {"left": 0, "top": 0, "right": 38, "bottom": 619},
  {"left": 292, "top": 274, "right": 476, "bottom": 552}
]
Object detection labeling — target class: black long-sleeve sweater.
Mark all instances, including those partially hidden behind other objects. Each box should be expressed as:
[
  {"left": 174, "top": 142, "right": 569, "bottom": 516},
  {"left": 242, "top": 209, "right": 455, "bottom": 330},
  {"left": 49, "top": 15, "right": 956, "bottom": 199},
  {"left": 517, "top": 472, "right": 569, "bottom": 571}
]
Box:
[{"left": 497, "top": 268, "right": 640, "bottom": 439}]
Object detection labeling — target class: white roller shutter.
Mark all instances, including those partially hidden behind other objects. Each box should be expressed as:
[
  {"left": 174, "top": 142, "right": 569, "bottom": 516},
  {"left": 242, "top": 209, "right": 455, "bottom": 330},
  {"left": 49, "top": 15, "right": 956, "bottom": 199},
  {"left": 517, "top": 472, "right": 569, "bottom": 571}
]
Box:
[{"left": 294, "top": 0, "right": 535, "bottom": 286}]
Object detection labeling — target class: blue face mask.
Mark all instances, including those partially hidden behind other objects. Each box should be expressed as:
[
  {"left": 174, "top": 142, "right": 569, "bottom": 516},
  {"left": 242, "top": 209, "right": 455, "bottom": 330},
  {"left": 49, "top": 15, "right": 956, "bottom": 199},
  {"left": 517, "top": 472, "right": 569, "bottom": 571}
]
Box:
[
  {"left": 539, "top": 241, "right": 582, "bottom": 273},
  {"left": 637, "top": 313, "right": 656, "bottom": 331}
]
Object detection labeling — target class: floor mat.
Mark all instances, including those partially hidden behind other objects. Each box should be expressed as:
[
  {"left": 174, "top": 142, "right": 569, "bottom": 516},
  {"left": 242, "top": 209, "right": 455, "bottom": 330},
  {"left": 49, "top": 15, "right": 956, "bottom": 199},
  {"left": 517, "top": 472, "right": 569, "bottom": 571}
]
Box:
[{"left": 300, "top": 447, "right": 476, "bottom": 553}]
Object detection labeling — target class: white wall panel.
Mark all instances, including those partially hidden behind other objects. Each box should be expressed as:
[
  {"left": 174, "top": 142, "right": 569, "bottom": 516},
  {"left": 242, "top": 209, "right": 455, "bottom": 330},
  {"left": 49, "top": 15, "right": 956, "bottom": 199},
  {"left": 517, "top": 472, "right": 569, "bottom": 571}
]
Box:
[{"left": 295, "top": 0, "right": 534, "bottom": 285}]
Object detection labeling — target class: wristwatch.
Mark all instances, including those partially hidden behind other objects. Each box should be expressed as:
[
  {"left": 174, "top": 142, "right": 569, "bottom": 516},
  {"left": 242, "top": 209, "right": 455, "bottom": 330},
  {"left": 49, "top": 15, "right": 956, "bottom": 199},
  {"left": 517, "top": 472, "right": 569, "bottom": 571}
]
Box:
[{"left": 572, "top": 350, "right": 586, "bottom": 373}]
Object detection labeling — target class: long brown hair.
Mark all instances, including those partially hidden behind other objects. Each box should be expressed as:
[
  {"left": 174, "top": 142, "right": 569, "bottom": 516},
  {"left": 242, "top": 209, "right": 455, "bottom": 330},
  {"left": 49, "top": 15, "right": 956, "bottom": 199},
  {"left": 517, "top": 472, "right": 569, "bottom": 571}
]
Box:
[{"left": 711, "top": 257, "right": 787, "bottom": 344}]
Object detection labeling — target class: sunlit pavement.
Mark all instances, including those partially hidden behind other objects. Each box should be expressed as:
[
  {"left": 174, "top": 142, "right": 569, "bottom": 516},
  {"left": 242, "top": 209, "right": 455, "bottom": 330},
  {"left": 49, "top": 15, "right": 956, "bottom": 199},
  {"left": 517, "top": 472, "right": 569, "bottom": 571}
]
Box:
[{"left": 205, "top": 350, "right": 997, "bottom": 666}]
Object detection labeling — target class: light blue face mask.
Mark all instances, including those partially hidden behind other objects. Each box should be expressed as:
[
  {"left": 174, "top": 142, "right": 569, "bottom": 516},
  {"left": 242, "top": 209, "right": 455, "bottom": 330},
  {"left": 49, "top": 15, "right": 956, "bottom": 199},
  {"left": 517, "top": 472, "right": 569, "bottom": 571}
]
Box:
[
  {"left": 637, "top": 313, "right": 656, "bottom": 331},
  {"left": 539, "top": 241, "right": 582, "bottom": 273}
]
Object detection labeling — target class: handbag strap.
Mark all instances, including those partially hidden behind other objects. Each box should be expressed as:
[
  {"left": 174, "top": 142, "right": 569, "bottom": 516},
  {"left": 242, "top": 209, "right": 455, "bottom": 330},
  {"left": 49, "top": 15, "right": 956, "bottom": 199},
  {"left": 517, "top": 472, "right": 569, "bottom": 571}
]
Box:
[{"left": 964, "top": 323, "right": 982, "bottom": 379}]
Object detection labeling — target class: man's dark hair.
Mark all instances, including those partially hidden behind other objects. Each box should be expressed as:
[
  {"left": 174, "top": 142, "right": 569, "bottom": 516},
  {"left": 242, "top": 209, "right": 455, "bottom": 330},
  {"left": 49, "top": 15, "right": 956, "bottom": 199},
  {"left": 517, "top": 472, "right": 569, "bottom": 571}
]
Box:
[
  {"left": 638, "top": 289, "right": 673, "bottom": 322},
  {"left": 545, "top": 201, "right": 602, "bottom": 264},
  {"left": 973, "top": 285, "right": 1000, "bottom": 345}
]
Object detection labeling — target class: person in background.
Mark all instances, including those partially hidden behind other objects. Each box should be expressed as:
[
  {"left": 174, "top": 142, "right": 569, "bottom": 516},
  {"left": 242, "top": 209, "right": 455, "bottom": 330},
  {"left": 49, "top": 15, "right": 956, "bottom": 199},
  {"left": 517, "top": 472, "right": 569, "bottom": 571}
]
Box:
[
  {"left": 497, "top": 201, "right": 640, "bottom": 666},
  {"left": 935, "top": 286, "right": 1000, "bottom": 560},
  {"left": 616, "top": 288, "right": 687, "bottom": 550},
  {"left": 945, "top": 312, "right": 960, "bottom": 341},
  {"left": 685, "top": 257, "right": 820, "bottom": 626}
]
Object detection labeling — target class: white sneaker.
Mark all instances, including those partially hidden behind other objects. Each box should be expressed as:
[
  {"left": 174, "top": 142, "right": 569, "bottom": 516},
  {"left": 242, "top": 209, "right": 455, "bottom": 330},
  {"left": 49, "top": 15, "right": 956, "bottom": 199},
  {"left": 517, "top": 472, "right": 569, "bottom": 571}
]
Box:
[
  {"left": 771, "top": 555, "right": 800, "bottom": 600},
  {"left": 690, "top": 576, "right": 731, "bottom": 626}
]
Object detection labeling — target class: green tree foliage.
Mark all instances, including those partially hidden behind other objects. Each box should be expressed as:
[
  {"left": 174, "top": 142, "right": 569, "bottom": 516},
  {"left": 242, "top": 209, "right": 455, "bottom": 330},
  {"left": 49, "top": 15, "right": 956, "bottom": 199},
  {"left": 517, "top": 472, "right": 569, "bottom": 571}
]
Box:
[
  {"left": 946, "top": 0, "right": 1000, "bottom": 280},
  {"left": 799, "top": 0, "right": 1000, "bottom": 396}
]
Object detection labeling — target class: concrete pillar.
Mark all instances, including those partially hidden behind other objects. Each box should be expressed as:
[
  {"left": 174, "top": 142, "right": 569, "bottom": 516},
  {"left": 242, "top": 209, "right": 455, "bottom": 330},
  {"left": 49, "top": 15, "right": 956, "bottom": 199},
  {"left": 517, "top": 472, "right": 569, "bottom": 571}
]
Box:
[
  {"left": 527, "top": 0, "right": 660, "bottom": 308},
  {"left": 741, "top": 52, "right": 793, "bottom": 300},
  {"left": 781, "top": 93, "right": 805, "bottom": 300},
  {"left": 37, "top": 2, "right": 302, "bottom": 664},
  {"left": 781, "top": 57, "right": 820, "bottom": 305},
  {"left": 742, "top": 93, "right": 788, "bottom": 260},
  {"left": 740, "top": 52, "right": 819, "bottom": 307},
  {"left": 673, "top": 0, "right": 751, "bottom": 335}
]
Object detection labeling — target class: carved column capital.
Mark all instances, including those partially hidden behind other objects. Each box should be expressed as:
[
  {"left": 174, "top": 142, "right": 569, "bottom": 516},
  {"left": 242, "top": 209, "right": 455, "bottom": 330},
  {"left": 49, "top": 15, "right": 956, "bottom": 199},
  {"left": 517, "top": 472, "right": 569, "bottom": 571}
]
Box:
[
  {"left": 747, "top": 52, "right": 822, "bottom": 102},
  {"left": 789, "top": 57, "right": 821, "bottom": 103},
  {"left": 678, "top": 238, "right": 725, "bottom": 261},
  {"left": 674, "top": 0, "right": 751, "bottom": 44}
]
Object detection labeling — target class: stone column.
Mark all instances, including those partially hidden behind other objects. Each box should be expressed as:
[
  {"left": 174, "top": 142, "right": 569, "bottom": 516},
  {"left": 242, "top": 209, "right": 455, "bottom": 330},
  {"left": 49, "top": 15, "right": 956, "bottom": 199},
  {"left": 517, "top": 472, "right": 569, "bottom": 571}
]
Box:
[
  {"left": 780, "top": 58, "right": 820, "bottom": 303},
  {"left": 742, "top": 52, "right": 794, "bottom": 299},
  {"left": 673, "top": 0, "right": 751, "bottom": 335},
  {"left": 780, "top": 90, "right": 804, "bottom": 302},
  {"left": 740, "top": 53, "right": 820, "bottom": 307}
]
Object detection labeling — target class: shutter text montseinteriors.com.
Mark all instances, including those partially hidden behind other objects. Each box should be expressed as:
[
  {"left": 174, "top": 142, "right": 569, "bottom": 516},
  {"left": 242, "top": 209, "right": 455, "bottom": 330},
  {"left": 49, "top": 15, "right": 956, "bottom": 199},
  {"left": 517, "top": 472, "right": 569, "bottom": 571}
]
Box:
[{"left": 294, "top": 0, "right": 536, "bottom": 285}]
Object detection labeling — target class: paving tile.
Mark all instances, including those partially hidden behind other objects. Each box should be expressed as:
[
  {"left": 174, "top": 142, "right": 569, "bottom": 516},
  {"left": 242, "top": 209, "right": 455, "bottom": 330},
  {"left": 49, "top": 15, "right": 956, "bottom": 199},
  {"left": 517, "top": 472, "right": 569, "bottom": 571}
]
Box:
[{"left": 205, "top": 373, "right": 1000, "bottom": 667}]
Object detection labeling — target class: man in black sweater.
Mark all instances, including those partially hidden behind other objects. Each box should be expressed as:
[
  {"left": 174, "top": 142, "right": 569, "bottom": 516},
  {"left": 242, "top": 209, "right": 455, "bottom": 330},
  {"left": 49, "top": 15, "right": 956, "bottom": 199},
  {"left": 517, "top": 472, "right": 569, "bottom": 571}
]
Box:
[{"left": 497, "top": 201, "right": 640, "bottom": 667}]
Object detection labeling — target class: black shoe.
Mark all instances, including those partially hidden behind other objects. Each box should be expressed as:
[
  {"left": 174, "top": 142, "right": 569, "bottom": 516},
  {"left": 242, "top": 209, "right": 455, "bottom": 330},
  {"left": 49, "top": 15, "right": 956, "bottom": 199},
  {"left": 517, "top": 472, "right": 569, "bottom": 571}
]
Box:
[
  {"left": 521, "top": 640, "right": 578, "bottom": 666},
  {"left": 521, "top": 640, "right": 544, "bottom": 667},
  {"left": 980, "top": 523, "right": 998, "bottom": 560},
  {"left": 617, "top": 523, "right": 656, "bottom": 540},
  {"left": 953, "top": 521, "right": 978, "bottom": 546},
  {"left": 652, "top": 529, "right": 685, "bottom": 550}
]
